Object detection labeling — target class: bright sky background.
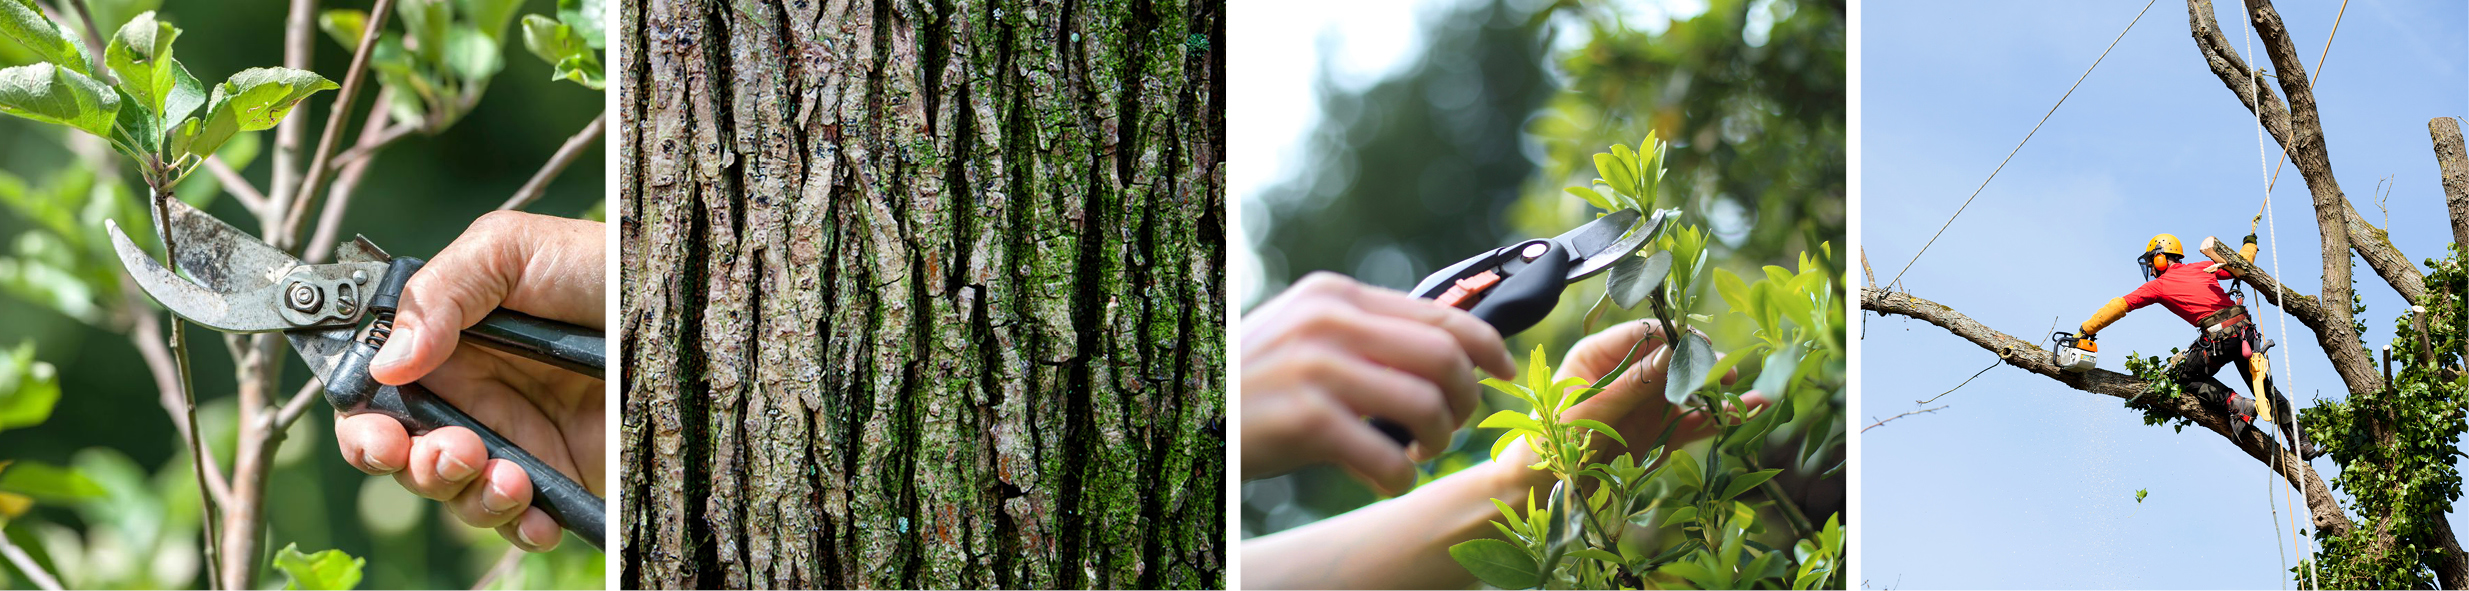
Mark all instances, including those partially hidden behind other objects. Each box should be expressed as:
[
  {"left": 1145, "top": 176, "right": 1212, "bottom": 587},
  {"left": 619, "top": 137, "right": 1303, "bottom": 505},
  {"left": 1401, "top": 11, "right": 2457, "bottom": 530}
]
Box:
[{"left": 1861, "top": 0, "right": 2467, "bottom": 588}]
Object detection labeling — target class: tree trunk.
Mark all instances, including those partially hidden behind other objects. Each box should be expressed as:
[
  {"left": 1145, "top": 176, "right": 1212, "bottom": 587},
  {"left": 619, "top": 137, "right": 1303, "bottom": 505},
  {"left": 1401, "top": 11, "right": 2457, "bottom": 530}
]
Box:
[
  {"left": 2432, "top": 117, "right": 2469, "bottom": 250},
  {"left": 618, "top": 0, "right": 1226, "bottom": 589}
]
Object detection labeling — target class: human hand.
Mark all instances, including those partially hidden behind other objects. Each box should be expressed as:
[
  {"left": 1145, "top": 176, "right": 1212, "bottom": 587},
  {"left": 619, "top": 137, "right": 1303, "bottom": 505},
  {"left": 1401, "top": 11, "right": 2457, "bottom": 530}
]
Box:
[
  {"left": 333, "top": 211, "right": 606, "bottom": 552},
  {"left": 1241, "top": 272, "right": 1518, "bottom": 495},
  {"left": 1494, "top": 320, "right": 1759, "bottom": 485}
]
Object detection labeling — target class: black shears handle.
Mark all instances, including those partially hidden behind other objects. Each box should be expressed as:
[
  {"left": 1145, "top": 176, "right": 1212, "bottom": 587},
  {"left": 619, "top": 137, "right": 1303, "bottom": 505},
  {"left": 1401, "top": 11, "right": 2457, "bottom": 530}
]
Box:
[
  {"left": 324, "top": 257, "right": 606, "bottom": 550},
  {"left": 1372, "top": 240, "right": 1576, "bottom": 446}
]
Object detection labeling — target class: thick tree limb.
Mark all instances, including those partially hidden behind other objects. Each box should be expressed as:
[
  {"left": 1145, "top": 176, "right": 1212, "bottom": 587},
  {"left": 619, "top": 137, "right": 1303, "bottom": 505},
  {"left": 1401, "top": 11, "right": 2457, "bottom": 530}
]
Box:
[
  {"left": 2202, "top": 244, "right": 2383, "bottom": 395},
  {"left": 1862, "top": 287, "right": 2356, "bottom": 538},
  {"left": 2432, "top": 118, "right": 2469, "bottom": 249},
  {"left": 2183, "top": 0, "right": 2424, "bottom": 305}
]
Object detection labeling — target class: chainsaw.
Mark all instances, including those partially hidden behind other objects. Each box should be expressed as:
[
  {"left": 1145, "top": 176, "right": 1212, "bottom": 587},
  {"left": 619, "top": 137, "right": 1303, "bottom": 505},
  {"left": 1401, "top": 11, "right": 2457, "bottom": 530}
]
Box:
[{"left": 2051, "top": 331, "right": 2098, "bottom": 373}]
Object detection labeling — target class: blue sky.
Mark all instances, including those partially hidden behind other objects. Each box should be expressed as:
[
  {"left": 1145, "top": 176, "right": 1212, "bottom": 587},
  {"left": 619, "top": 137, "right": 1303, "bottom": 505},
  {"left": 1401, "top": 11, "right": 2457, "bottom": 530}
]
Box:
[{"left": 1860, "top": 0, "right": 2467, "bottom": 588}]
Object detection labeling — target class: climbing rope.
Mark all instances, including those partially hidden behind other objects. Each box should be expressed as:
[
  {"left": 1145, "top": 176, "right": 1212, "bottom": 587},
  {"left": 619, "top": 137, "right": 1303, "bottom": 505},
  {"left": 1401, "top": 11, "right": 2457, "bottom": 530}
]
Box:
[
  {"left": 2237, "top": 0, "right": 2339, "bottom": 585},
  {"left": 1884, "top": 0, "right": 2159, "bottom": 292}
]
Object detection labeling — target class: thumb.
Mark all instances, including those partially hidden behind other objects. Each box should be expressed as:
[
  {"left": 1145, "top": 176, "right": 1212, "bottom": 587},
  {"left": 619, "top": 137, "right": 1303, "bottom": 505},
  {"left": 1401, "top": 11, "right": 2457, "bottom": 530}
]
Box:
[{"left": 368, "top": 213, "right": 541, "bottom": 386}]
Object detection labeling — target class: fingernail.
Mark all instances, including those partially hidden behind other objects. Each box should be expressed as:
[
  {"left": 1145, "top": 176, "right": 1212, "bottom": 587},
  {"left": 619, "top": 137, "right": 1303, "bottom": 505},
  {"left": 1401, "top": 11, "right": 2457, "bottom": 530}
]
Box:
[
  {"left": 518, "top": 522, "right": 550, "bottom": 549},
  {"left": 362, "top": 450, "right": 395, "bottom": 473},
  {"left": 370, "top": 326, "right": 413, "bottom": 369},
  {"left": 483, "top": 480, "right": 521, "bottom": 513},
  {"left": 437, "top": 453, "right": 477, "bottom": 482}
]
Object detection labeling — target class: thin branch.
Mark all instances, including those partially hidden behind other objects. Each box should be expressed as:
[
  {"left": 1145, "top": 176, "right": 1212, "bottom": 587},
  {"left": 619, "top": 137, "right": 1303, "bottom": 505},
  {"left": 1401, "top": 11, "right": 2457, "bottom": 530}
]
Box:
[
  {"left": 305, "top": 87, "right": 401, "bottom": 263},
  {"left": 499, "top": 112, "right": 606, "bottom": 211},
  {"left": 1862, "top": 406, "right": 1947, "bottom": 433},
  {"left": 277, "top": 0, "right": 396, "bottom": 250},
  {"left": 204, "top": 158, "right": 269, "bottom": 216},
  {"left": 124, "top": 288, "right": 232, "bottom": 507},
  {"left": 0, "top": 527, "right": 62, "bottom": 591},
  {"left": 1917, "top": 359, "right": 1999, "bottom": 405},
  {"left": 268, "top": 0, "right": 319, "bottom": 219},
  {"left": 1862, "top": 286, "right": 2354, "bottom": 534},
  {"left": 273, "top": 379, "right": 322, "bottom": 433},
  {"left": 468, "top": 547, "right": 526, "bottom": 591},
  {"left": 325, "top": 123, "right": 419, "bottom": 172}
]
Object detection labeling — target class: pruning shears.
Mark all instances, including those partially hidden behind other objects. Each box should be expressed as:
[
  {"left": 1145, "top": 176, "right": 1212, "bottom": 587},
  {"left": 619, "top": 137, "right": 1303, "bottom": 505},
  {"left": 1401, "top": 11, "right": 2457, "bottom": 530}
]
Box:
[
  {"left": 1376, "top": 207, "right": 1674, "bottom": 445},
  {"left": 105, "top": 198, "right": 607, "bottom": 550}
]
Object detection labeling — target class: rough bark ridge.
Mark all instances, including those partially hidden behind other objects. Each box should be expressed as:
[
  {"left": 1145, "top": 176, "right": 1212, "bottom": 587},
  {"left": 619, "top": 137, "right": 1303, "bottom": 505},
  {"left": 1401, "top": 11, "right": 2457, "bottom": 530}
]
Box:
[{"left": 619, "top": 0, "right": 1227, "bottom": 588}]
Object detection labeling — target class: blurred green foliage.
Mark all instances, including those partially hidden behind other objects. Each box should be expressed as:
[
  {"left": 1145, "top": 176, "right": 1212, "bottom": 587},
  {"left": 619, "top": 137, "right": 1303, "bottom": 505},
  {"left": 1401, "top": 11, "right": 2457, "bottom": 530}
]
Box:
[
  {"left": 0, "top": 0, "right": 605, "bottom": 588},
  {"left": 1243, "top": 0, "right": 1844, "bottom": 563}
]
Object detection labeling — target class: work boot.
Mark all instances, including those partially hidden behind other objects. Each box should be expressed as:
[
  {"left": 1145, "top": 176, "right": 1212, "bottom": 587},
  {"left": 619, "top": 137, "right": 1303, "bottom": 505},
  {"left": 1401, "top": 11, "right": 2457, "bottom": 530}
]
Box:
[{"left": 2226, "top": 393, "right": 2258, "bottom": 439}]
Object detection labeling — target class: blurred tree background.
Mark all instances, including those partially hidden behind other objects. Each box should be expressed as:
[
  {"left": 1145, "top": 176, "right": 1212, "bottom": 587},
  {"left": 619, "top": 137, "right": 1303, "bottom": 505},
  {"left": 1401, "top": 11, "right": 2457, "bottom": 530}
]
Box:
[
  {"left": 1241, "top": 0, "right": 1844, "bottom": 555},
  {"left": 0, "top": 0, "right": 604, "bottom": 588}
]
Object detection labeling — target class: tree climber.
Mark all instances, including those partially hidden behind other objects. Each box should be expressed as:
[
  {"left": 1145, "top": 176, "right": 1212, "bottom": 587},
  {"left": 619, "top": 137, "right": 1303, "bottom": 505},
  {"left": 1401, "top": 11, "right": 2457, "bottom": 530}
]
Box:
[{"left": 2078, "top": 233, "right": 2319, "bottom": 458}]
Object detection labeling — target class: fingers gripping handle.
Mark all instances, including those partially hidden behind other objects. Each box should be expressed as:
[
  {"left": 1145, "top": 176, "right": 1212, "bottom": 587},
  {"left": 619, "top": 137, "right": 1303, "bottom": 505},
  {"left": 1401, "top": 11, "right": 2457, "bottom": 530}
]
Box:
[
  {"left": 1372, "top": 242, "right": 1577, "bottom": 446},
  {"left": 325, "top": 345, "right": 608, "bottom": 550},
  {"left": 400, "top": 381, "right": 608, "bottom": 550}
]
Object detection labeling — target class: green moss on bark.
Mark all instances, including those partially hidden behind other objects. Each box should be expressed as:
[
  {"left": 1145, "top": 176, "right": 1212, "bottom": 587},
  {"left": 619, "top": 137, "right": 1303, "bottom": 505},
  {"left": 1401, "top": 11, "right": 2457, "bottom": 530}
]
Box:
[{"left": 621, "top": 0, "right": 1224, "bottom": 588}]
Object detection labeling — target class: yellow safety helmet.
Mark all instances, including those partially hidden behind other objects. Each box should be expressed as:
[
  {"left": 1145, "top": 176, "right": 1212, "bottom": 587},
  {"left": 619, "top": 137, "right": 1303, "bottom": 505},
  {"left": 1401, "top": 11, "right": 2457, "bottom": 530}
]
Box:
[{"left": 2139, "top": 233, "right": 2183, "bottom": 279}]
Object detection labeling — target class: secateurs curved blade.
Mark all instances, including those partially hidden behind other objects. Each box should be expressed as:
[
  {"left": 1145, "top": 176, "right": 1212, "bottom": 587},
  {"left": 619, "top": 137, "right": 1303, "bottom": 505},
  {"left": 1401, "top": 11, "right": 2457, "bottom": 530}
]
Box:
[
  {"left": 107, "top": 198, "right": 607, "bottom": 551},
  {"left": 1375, "top": 207, "right": 1676, "bottom": 445}
]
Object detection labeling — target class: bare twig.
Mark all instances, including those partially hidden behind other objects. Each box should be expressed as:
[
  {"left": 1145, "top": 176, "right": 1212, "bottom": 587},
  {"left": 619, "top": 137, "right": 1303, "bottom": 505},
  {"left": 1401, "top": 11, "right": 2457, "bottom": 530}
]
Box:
[
  {"left": 306, "top": 87, "right": 402, "bottom": 263},
  {"left": 273, "top": 379, "right": 322, "bottom": 433},
  {"left": 124, "top": 287, "right": 232, "bottom": 507},
  {"left": 278, "top": 0, "right": 396, "bottom": 250},
  {"left": 1917, "top": 359, "right": 2000, "bottom": 406},
  {"left": 1863, "top": 406, "right": 1948, "bottom": 433},
  {"left": 326, "top": 122, "right": 419, "bottom": 171},
  {"left": 268, "top": 0, "right": 319, "bottom": 216},
  {"left": 0, "top": 527, "right": 62, "bottom": 591},
  {"left": 204, "top": 158, "right": 270, "bottom": 216},
  {"left": 144, "top": 186, "right": 224, "bottom": 590},
  {"left": 499, "top": 112, "right": 606, "bottom": 211},
  {"left": 468, "top": 547, "right": 527, "bottom": 590}
]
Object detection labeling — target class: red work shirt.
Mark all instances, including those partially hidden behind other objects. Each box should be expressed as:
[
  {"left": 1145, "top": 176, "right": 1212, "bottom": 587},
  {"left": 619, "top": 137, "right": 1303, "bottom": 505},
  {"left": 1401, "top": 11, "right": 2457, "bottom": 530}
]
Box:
[{"left": 2120, "top": 260, "right": 2238, "bottom": 327}]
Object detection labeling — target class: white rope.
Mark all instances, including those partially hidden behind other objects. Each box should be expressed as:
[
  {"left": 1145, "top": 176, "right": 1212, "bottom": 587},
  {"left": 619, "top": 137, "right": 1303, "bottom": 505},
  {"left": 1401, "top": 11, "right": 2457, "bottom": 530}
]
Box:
[
  {"left": 1883, "top": 0, "right": 2158, "bottom": 292},
  {"left": 2238, "top": 1, "right": 2316, "bottom": 585}
]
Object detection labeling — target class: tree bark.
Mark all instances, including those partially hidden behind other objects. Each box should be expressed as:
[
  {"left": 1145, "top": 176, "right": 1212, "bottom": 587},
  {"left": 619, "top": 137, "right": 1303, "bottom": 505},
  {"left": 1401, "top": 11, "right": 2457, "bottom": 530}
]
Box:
[
  {"left": 2182, "top": 0, "right": 2425, "bottom": 308},
  {"left": 619, "top": 0, "right": 1225, "bottom": 589},
  {"left": 1861, "top": 288, "right": 2354, "bottom": 535},
  {"left": 2433, "top": 118, "right": 2469, "bottom": 249}
]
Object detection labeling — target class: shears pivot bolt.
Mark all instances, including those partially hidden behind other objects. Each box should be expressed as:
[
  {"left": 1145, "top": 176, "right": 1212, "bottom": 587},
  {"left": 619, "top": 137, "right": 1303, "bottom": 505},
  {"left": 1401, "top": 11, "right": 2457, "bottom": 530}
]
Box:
[{"left": 286, "top": 282, "right": 321, "bottom": 312}]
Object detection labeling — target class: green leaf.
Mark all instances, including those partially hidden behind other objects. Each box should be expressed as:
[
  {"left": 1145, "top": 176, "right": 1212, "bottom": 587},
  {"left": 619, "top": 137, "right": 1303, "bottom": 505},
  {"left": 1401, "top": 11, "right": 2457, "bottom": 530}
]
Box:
[
  {"left": 1593, "top": 153, "right": 1635, "bottom": 200},
  {"left": 442, "top": 25, "right": 501, "bottom": 83},
  {"left": 461, "top": 0, "right": 525, "bottom": 41},
  {"left": 0, "top": 460, "right": 100, "bottom": 500},
  {"left": 1489, "top": 497, "right": 1528, "bottom": 537},
  {"left": 109, "top": 86, "right": 156, "bottom": 153},
  {"left": 1661, "top": 505, "right": 1698, "bottom": 527},
  {"left": 1569, "top": 418, "right": 1627, "bottom": 447},
  {"left": 178, "top": 67, "right": 334, "bottom": 160},
  {"left": 396, "top": 0, "right": 449, "bottom": 66},
  {"left": 522, "top": 13, "right": 603, "bottom": 89},
  {"left": 556, "top": 0, "right": 603, "bottom": 49},
  {"left": 1720, "top": 469, "right": 1784, "bottom": 501},
  {"left": 1661, "top": 559, "right": 1724, "bottom": 589},
  {"left": 1665, "top": 332, "right": 1714, "bottom": 405},
  {"left": 1481, "top": 377, "right": 1534, "bottom": 405},
  {"left": 213, "top": 67, "right": 337, "bottom": 131},
  {"left": 1565, "top": 547, "right": 1624, "bottom": 565},
  {"left": 0, "top": 0, "right": 90, "bottom": 75},
  {"left": 1751, "top": 341, "right": 1806, "bottom": 397},
  {"left": 2136, "top": 488, "right": 2148, "bottom": 503},
  {"left": 273, "top": 544, "right": 365, "bottom": 590},
  {"left": 1564, "top": 185, "right": 1614, "bottom": 211},
  {"left": 1607, "top": 250, "right": 1670, "bottom": 310},
  {"left": 1448, "top": 538, "right": 1542, "bottom": 589},
  {"left": 316, "top": 10, "right": 369, "bottom": 51},
  {"left": 104, "top": 11, "right": 179, "bottom": 117},
  {"left": 162, "top": 58, "right": 200, "bottom": 123},
  {"left": 0, "top": 63, "right": 119, "bottom": 138},
  {"left": 0, "top": 341, "right": 57, "bottom": 432},
  {"left": 1477, "top": 409, "right": 1544, "bottom": 435}
]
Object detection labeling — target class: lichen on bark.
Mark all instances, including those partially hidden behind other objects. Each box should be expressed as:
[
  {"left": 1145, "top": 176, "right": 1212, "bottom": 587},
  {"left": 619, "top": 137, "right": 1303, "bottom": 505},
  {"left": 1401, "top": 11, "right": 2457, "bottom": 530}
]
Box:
[{"left": 619, "top": 0, "right": 1225, "bottom": 588}]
